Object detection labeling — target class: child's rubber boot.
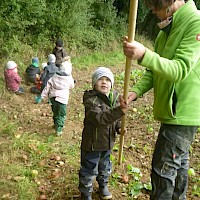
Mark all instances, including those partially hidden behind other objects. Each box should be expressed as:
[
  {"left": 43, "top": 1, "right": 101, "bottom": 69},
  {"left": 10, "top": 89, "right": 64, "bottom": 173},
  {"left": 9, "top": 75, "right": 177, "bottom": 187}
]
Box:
[
  {"left": 99, "top": 186, "right": 112, "bottom": 199},
  {"left": 15, "top": 87, "right": 25, "bottom": 95},
  {"left": 56, "top": 127, "right": 62, "bottom": 136},
  {"left": 48, "top": 99, "right": 52, "bottom": 105},
  {"left": 81, "top": 193, "right": 92, "bottom": 200},
  {"left": 15, "top": 90, "right": 25, "bottom": 95},
  {"left": 34, "top": 95, "right": 42, "bottom": 104}
]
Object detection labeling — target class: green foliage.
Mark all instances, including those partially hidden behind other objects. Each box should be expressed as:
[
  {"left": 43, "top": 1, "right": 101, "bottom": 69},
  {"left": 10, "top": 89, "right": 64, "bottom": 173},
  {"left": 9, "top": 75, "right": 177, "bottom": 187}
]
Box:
[
  {"left": 127, "top": 164, "right": 142, "bottom": 181},
  {"left": 0, "top": 111, "right": 17, "bottom": 135},
  {"left": 194, "top": 0, "right": 200, "bottom": 9},
  {"left": 113, "top": 0, "right": 148, "bottom": 24},
  {"left": 91, "top": 0, "right": 117, "bottom": 29},
  {"left": 0, "top": 0, "right": 128, "bottom": 59},
  {"left": 115, "top": 68, "right": 145, "bottom": 85},
  {"left": 72, "top": 49, "right": 124, "bottom": 70},
  {"left": 0, "top": 0, "right": 199, "bottom": 59},
  {"left": 126, "top": 164, "right": 152, "bottom": 198},
  {"left": 192, "top": 177, "right": 200, "bottom": 197},
  {"left": 188, "top": 168, "right": 196, "bottom": 177},
  {"left": 110, "top": 173, "right": 121, "bottom": 187},
  {"left": 0, "top": 76, "right": 5, "bottom": 96},
  {"left": 0, "top": 0, "right": 46, "bottom": 41},
  {"left": 137, "top": 0, "right": 149, "bottom": 24}
]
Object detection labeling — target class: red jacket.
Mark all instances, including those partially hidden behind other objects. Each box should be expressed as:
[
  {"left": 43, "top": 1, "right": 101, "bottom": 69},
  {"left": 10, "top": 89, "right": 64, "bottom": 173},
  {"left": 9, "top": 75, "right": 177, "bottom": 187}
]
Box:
[{"left": 4, "top": 69, "right": 22, "bottom": 92}]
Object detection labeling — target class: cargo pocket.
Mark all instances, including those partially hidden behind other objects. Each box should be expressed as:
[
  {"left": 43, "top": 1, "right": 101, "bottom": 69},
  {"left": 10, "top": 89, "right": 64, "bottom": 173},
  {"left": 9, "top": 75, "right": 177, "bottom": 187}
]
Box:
[
  {"left": 160, "top": 161, "right": 176, "bottom": 187},
  {"left": 162, "top": 126, "right": 192, "bottom": 152}
]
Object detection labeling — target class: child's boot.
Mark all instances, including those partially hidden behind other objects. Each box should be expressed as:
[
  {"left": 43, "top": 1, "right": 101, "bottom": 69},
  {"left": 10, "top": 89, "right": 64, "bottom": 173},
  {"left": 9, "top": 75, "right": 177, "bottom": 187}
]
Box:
[
  {"left": 34, "top": 95, "right": 42, "bottom": 104},
  {"left": 99, "top": 186, "right": 112, "bottom": 199},
  {"left": 48, "top": 98, "right": 52, "bottom": 105},
  {"left": 81, "top": 193, "right": 92, "bottom": 200},
  {"left": 56, "top": 127, "right": 62, "bottom": 136}
]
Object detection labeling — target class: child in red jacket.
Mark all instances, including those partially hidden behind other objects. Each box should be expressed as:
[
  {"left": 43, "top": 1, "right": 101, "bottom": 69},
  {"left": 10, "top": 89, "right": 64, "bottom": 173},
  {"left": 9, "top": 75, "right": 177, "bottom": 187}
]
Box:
[{"left": 4, "top": 61, "right": 24, "bottom": 94}]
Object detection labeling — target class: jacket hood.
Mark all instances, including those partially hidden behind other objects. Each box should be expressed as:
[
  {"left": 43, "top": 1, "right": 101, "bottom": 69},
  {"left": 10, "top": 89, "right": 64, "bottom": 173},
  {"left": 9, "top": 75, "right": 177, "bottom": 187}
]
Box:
[
  {"left": 47, "top": 63, "right": 58, "bottom": 73},
  {"left": 56, "top": 71, "right": 69, "bottom": 76},
  {"left": 51, "top": 74, "right": 71, "bottom": 90},
  {"left": 83, "top": 89, "right": 119, "bottom": 107}
]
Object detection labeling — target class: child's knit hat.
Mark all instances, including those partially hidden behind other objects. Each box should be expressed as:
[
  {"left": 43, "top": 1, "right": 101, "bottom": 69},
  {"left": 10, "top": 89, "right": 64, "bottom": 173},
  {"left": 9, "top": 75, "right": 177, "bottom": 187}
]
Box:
[
  {"left": 32, "top": 57, "right": 39, "bottom": 67},
  {"left": 48, "top": 54, "right": 56, "bottom": 63},
  {"left": 6, "top": 61, "right": 17, "bottom": 70},
  {"left": 56, "top": 39, "right": 63, "bottom": 47},
  {"left": 92, "top": 67, "right": 114, "bottom": 87}
]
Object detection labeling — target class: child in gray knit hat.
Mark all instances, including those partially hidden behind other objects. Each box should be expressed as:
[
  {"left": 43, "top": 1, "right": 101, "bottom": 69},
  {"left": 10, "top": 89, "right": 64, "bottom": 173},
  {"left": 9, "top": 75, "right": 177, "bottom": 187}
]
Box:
[
  {"left": 78, "top": 67, "right": 128, "bottom": 200},
  {"left": 40, "top": 54, "right": 58, "bottom": 91}
]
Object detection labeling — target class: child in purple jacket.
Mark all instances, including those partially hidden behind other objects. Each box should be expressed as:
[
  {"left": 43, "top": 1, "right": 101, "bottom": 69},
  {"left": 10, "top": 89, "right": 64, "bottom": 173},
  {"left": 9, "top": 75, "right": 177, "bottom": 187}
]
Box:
[{"left": 4, "top": 61, "right": 24, "bottom": 94}]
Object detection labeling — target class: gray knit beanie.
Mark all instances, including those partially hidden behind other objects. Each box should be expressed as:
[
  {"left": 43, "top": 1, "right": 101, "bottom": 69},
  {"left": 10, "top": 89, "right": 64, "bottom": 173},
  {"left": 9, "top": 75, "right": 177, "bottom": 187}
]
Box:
[
  {"left": 92, "top": 67, "right": 114, "bottom": 87},
  {"left": 48, "top": 54, "right": 56, "bottom": 63}
]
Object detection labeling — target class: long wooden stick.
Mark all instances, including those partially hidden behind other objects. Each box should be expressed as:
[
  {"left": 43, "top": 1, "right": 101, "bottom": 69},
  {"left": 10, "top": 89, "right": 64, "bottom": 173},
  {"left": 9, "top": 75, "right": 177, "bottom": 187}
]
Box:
[{"left": 118, "top": 0, "right": 138, "bottom": 165}]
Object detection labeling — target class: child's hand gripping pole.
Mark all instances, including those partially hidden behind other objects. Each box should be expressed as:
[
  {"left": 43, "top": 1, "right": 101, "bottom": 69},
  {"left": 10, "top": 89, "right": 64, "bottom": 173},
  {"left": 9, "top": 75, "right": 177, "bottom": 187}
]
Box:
[{"left": 118, "top": 0, "right": 138, "bottom": 165}]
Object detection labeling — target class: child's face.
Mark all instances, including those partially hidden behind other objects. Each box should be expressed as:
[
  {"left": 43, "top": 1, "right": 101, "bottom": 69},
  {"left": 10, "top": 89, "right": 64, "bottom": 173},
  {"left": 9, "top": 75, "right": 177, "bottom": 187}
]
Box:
[
  {"left": 56, "top": 46, "right": 62, "bottom": 50},
  {"left": 95, "top": 76, "right": 111, "bottom": 96}
]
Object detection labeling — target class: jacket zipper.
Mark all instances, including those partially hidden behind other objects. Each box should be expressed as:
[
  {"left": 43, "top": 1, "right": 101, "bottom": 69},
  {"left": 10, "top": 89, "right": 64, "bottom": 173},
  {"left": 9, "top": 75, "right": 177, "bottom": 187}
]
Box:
[{"left": 92, "top": 128, "right": 98, "bottom": 151}]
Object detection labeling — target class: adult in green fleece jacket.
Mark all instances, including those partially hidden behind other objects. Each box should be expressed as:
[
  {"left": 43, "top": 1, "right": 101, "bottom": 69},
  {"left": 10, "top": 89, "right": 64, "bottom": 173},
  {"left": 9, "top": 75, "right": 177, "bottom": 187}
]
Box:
[{"left": 124, "top": 0, "right": 200, "bottom": 199}]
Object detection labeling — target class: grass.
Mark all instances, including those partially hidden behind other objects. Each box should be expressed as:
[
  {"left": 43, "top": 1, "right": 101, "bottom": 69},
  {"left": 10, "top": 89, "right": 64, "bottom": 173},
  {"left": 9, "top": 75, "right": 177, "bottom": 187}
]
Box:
[
  {"left": 0, "top": 127, "right": 81, "bottom": 199},
  {"left": 72, "top": 49, "right": 126, "bottom": 70}
]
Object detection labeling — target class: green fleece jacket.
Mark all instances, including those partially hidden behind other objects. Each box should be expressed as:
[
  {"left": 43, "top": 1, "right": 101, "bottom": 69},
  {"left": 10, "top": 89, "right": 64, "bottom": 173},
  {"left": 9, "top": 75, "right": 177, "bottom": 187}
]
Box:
[{"left": 133, "top": 0, "right": 200, "bottom": 125}]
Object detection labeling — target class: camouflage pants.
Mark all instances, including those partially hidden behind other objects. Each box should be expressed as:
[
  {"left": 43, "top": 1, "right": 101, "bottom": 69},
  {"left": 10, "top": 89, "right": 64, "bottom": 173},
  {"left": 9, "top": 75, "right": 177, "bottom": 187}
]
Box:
[
  {"left": 150, "top": 124, "right": 198, "bottom": 200},
  {"left": 79, "top": 150, "right": 112, "bottom": 196}
]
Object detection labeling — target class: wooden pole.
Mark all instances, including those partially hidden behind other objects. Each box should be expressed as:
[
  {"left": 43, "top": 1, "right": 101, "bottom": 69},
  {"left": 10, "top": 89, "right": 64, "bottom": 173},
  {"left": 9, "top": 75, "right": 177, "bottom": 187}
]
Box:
[{"left": 118, "top": 0, "right": 138, "bottom": 165}]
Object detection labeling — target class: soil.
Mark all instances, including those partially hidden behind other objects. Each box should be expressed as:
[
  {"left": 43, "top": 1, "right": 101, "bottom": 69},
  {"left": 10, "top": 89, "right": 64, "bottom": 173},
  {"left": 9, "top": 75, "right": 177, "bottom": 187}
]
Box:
[{"left": 0, "top": 64, "right": 199, "bottom": 200}]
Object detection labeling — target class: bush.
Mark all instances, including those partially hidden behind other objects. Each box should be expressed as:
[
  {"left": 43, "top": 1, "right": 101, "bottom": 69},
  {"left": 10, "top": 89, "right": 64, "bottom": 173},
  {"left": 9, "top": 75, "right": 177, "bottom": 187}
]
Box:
[{"left": 0, "top": 0, "right": 129, "bottom": 59}]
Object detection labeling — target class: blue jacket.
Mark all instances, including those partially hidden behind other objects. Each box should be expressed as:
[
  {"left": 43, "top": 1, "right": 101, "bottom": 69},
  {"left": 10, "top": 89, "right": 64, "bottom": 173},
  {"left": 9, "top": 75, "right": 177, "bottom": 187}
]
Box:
[{"left": 40, "top": 62, "right": 58, "bottom": 89}]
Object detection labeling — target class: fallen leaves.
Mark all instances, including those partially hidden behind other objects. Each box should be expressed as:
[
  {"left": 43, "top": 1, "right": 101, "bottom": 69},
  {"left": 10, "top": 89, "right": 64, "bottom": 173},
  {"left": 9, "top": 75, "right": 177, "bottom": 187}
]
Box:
[
  {"left": 121, "top": 174, "right": 129, "bottom": 184},
  {"left": 13, "top": 176, "right": 25, "bottom": 182},
  {"left": 1, "top": 193, "right": 11, "bottom": 199},
  {"left": 49, "top": 169, "right": 61, "bottom": 179},
  {"left": 50, "top": 155, "right": 61, "bottom": 161},
  {"left": 21, "top": 154, "right": 28, "bottom": 161}
]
